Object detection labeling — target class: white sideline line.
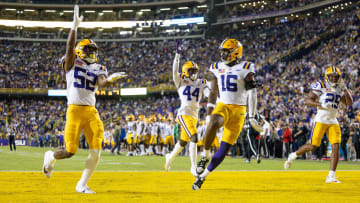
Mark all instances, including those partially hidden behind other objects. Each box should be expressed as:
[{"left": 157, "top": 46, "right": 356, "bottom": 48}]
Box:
[{"left": 1, "top": 170, "right": 360, "bottom": 172}]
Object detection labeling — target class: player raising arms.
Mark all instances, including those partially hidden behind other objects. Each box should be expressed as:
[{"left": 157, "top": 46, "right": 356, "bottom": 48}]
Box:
[
  {"left": 42, "top": 5, "right": 127, "bottom": 194},
  {"left": 165, "top": 41, "right": 207, "bottom": 176},
  {"left": 284, "top": 66, "right": 353, "bottom": 183},
  {"left": 192, "top": 39, "right": 262, "bottom": 190}
]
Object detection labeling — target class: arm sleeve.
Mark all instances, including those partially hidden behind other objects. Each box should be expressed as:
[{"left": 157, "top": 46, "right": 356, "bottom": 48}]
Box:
[
  {"left": 173, "top": 53, "right": 181, "bottom": 88},
  {"left": 247, "top": 63, "right": 257, "bottom": 117},
  {"left": 248, "top": 88, "right": 257, "bottom": 117}
]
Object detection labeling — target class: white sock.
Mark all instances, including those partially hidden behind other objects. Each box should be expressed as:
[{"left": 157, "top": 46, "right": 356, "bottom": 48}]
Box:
[
  {"left": 162, "top": 147, "right": 167, "bottom": 155},
  {"left": 140, "top": 144, "right": 145, "bottom": 153},
  {"left": 168, "top": 142, "right": 184, "bottom": 164},
  {"left": 155, "top": 146, "right": 159, "bottom": 154},
  {"left": 329, "top": 170, "right": 335, "bottom": 178},
  {"left": 189, "top": 141, "right": 197, "bottom": 168},
  {"left": 203, "top": 149, "right": 211, "bottom": 159},
  {"left": 149, "top": 146, "right": 153, "bottom": 154},
  {"left": 78, "top": 149, "right": 100, "bottom": 187},
  {"left": 200, "top": 168, "right": 211, "bottom": 179}
]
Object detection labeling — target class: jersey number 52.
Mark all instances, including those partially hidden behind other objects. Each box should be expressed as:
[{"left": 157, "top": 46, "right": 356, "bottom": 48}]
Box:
[{"left": 73, "top": 67, "right": 97, "bottom": 91}]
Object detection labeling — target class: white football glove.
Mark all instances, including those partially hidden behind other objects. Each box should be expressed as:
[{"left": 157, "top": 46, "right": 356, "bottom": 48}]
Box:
[
  {"left": 72, "top": 5, "right": 83, "bottom": 30},
  {"left": 338, "top": 78, "right": 347, "bottom": 90},
  {"left": 249, "top": 118, "right": 263, "bottom": 133},
  {"left": 106, "top": 72, "right": 128, "bottom": 83}
]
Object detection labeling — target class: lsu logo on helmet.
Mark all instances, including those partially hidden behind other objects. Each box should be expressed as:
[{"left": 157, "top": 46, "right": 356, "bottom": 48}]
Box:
[
  {"left": 181, "top": 61, "right": 199, "bottom": 81},
  {"left": 75, "top": 39, "right": 99, "bottom": 64},
  {"left": 219, "top": 39, "right": 243, "bottom": 64}
]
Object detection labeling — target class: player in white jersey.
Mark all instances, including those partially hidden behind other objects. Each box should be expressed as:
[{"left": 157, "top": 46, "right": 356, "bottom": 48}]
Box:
[
  {"left": 285, "top": 66, "right": 353, "bottom": 183},
  {"left": 197, "top": 121, "right": 206, "bottom": 152},
  {"left": 159, "top": 116, "right": 168, "bottom": 155},
  {"left": 149, "top": 115, "right": 160, "bottom": 155},
  {"left": 165, "top": 41, "right": 207, "bottom": 176},
  {"left": 135, "top": 115, "right": 146, "bottom": 156},
  {"left": 42, "top": 5, "right": 127, "bottom": 194},
  {"left": 126, "top": 114, "right": 136, "bottom": 156},
  {"left": 193, "top": 39, "right": 262, "bottom": 190}
]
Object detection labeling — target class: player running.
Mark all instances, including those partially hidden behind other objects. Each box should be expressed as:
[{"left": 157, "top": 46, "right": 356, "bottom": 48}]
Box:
[
  {"left": 165, "top": 41, "right": 207, "bottom": 176},
  {"left": 42, "top": 5, "right": 127, "bottom": 194},
  {"left": 192, "top": 39, "right": 262, "bottom": 190},
  {"left": 284, "top": 66, "right": 353, "bottom": 183}
]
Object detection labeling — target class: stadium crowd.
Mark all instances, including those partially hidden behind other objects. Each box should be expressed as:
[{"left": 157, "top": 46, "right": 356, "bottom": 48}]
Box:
[{"left": 0, "top": 7, "right": 359, "bottom": 160}]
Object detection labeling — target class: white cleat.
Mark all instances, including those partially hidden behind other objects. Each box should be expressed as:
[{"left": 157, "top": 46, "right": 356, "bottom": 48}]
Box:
[
  {"left": 284, "top": 152, "right": 297, "bottom": 170},
  {"left": 164, "top": 153, "right": 171, "bottom": 171},
  {"left": 191, "top": 166, "right": 197, "bottom": 177},
  {"left": 76, "top": 183, "right": 96, "bottom": 194},
  {"left": 325, "top": 176, "right": 341, "bottom": 184},
  {"left": 42, "top": 151, "right": 55, "bottom": 178}
]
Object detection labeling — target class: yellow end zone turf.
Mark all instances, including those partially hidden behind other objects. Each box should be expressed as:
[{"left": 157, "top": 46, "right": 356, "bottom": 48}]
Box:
[{"left": 0, "top": 171, "right": 359, "bottom": 202}]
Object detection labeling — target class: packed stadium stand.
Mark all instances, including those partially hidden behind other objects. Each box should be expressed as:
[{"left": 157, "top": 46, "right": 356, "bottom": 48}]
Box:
[{"left": 0, "top": 0, "right": 359, "bottom": 159}]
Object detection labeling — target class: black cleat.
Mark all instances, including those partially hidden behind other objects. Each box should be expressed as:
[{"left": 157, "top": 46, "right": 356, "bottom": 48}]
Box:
[
  {"left": 192, "top": 176, "right": 205, "bottom": 190},
  {"left": 196, "top": 157, "right": 209, "bottom": 175},
  {"left": 256, "top": 155, "right": 261, "bottom": 164}
]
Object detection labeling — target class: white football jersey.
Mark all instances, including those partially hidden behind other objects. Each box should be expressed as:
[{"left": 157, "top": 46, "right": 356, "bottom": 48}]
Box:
[
  {"left": 176, "top": 78, "right": 207, "bottom": 118},
  {"left": 64, "top": 56, "right": 108, "bottom": 106},
  {"left": 311, "top": 81, "right": 344, "bottom": 124},
  {"left": 151, "top": 122, "right": 160, "bottom": 136},
  {"left": 136, "top": 121, "right": 145, "bottom": 135},
  {"left": 127, "top": 121, "right": 136, "bottom": 134},
  {"left": 209, "top": 61, "right": 255, "bottom": 105},
  {"left": 159, "top": 122, "right": 167, "bottom": 138}
]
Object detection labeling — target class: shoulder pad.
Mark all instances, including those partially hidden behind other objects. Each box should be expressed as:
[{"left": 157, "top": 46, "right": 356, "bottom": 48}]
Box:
[
  {"left": 311, "top": 81, "right": 325, "bottom": 90},
  {"left": 242, "top": 61, "right": 252, "bottom": 70},
  {"left": 210, "top": 62, "right": 219, "bottom": 70}
]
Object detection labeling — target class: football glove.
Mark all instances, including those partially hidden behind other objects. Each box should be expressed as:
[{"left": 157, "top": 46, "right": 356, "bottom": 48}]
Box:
[
  {"left": 176, "top": 40, "right": 181, "bottom": 54},
  {"left": 249, "top": 114, "right": 264, "bottom": 133},
  {"left": 106, "top": 72, "right": 128, "bottom": 83},
  {"left": 338, "top": 78, "right": 347, "bottom": 90},
  {"left": 72, "top": 5, "right": 83, "bottom": 30}
]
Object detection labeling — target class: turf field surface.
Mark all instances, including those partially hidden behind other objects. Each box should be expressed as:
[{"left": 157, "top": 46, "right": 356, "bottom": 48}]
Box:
[{"left": 0, "top": 146, "right": 359, "bottom": 202}]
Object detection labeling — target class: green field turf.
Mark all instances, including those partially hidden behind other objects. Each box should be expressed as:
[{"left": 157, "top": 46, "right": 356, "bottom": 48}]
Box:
[{"left": 0, "top": 146, "right": 359, "bottom": 171}]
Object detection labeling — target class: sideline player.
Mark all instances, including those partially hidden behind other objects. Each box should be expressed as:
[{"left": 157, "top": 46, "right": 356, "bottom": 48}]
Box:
[
  {"left": 284, "top": 66, "right": 353, "bottom": 183},
  {"left": 165, "top": 41, "right": 207, "bottom": 176},
  {"left": 42, "top": 5, "right": 127, "bottom": 194},
  {"left": 126, "top": 114, "right": 136, "bottom": 156},
  {"left": 193, "top": 39, "right": 262, "bottom": 190}
]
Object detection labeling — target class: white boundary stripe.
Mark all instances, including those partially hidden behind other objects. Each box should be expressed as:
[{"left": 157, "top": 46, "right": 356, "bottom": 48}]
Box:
[
  {"left": 2, "top": 170, "right": 360, "bottom": 172},
  {"left": 178, "top": 115, "right": 192, "bottom": 138}
]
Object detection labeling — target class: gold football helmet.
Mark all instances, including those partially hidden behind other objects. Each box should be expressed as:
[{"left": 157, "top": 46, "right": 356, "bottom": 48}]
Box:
[
  {"left": 138, "top": 115, "right": 145, "bottom": 121},
  {"left": 181, "top": 61, "right": 199, "bottom": 81},
  {"left": 75, "top": 39, "right": 98, "bottom": 64},
  {"left": 219, "top": 39, "right": 243, "bottom": 64},
  {"left": 150, "top": 115, "right": 157, "bottom": 122},
  {"left": 160, "top": 116, "right": 166, "bottom": 122},
  {"left": 127, "top": 114, "right": 135, "bottom": 121},
  {"left": 324, "top": 66, "right": 341, "bottom": 87}
]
